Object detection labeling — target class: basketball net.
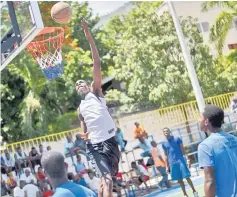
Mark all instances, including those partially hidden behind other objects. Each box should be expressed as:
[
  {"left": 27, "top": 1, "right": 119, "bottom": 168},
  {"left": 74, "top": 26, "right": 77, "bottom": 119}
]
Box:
[{"left": 27, "top": 27, "right": 64, "bottom": 80}]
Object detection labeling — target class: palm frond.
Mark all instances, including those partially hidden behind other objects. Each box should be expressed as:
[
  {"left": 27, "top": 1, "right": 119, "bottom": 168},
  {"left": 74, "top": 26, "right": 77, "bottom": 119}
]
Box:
[
  {"left": 209, "top": 11, "right": 235, "bottom": 54},
  {"left": 201, "top": 1, "right": 237, "bottom": 12}
]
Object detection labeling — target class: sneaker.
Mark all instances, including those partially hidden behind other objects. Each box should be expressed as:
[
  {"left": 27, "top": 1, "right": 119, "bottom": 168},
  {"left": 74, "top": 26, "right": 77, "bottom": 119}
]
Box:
[{"left": 193, "top": 191, "right": 199, "bottom": 197}]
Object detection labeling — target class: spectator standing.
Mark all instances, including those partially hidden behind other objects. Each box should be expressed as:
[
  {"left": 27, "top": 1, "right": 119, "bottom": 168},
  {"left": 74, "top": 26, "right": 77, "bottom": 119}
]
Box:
[
  {"left": 162, "top": 127, "right": 198, "bottom": 197},
  {"left": 230, "top": 95, "right": 237, "bottom": 113},
  {"left": 151, "top": 141, "right": 170, "bottom": 189},
  {"left": 39, "top": 144, "right": 46, "bottom": 154},
  {"left": 116, "top": 128, "right": 127, "bottom": 152}
]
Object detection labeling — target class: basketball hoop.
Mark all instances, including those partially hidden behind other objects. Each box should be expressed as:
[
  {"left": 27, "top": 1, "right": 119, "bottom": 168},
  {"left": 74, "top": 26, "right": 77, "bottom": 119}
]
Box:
[{"left": 27, "top": 27, "right": 64, "bottom": 80}]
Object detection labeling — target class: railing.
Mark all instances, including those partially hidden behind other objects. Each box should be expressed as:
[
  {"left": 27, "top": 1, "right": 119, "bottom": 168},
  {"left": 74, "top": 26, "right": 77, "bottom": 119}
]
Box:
[
  {"left": 4, "top": 128, "right": 80, "bottom": 153},
  {"left": 3, "top": 92, "right": 236, "bottom": 152},
  {"left": 119, "top": 92, "right": 235, "bottom": 134}
]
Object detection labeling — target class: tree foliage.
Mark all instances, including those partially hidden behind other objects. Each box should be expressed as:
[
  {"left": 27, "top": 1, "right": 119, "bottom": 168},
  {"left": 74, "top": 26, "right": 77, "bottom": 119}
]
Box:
[
  {"left": 101, "top": 2, "right": 236, "bottom": 114},
  {"left": 201, "top": 1, "right": 237, "bottom": 54},
  {"left": 1, "top": 2, "right": 106, "bottom": 142}
]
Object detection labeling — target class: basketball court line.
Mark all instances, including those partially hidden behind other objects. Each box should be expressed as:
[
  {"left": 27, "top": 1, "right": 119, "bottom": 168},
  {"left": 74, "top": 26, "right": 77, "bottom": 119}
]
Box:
[{"left": 144, "top": 176, "right": 204, "bottom": 197}]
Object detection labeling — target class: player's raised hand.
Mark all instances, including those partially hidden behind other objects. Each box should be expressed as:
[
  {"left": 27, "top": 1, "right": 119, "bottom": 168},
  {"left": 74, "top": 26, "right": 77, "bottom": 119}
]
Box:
[{"left": 81, "top": 19, "right": 91, "bottom": 39}]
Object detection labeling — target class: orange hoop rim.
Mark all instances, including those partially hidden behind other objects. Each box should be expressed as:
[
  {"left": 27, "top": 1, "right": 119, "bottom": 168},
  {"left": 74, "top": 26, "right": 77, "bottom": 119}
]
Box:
[{"left": 27, "top": 27, "right": 64, "bottom": 46}]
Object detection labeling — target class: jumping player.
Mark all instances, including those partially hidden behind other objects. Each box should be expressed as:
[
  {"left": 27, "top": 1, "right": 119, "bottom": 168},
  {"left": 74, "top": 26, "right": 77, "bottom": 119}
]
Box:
[{"left": 76, "top": 19, "right": 120, "bottom": 197}]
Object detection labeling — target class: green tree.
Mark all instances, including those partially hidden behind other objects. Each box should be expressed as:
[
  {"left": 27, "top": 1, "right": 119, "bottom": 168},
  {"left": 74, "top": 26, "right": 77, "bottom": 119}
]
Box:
[
  {"left": 1, "top": 2, "right": 109, "bottom": 142},
  {"left": 201, "top": 1, "right": 237, "bottom": 54},
  {"left": 101, "top": 2, "right": 219, "bottom": 113}
]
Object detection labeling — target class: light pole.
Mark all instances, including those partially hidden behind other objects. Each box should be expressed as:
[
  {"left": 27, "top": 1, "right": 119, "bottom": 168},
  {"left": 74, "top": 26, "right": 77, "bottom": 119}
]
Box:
[{"left": 167, "top": 1, "right": 205, "bottom": 112}]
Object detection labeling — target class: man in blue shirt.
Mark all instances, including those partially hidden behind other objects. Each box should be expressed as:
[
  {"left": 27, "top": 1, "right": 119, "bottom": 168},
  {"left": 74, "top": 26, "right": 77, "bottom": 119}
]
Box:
[
  {"left": 134, "top": 137, "right": 152, "bottom": 157},
  {"left": 162, "top": 127, "right": 198, "bottom": 197},
  {"left": 198, "top": 104, "right": 237, "bottom": 197},
  {"left": 41, "top": 151, "right": 96, "bottom": 197}
]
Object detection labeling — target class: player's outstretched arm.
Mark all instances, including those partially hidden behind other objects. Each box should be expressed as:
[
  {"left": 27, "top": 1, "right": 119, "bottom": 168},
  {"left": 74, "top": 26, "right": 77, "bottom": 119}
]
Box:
[{"left": 81, "top": 19, "right": 102, "bottom": 93}]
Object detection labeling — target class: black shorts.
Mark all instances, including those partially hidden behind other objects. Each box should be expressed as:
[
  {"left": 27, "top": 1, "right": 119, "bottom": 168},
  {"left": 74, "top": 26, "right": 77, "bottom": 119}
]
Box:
[{"left": 87, "top": 136, "right": 120, "bottom": 177}]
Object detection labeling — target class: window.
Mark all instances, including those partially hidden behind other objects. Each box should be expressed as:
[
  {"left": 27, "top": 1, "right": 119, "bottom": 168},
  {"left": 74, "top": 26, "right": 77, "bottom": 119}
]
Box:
[
  {"left": 196, "top": 23, "right": 202, "bottom": 32},
  {"left": 195, "top": 22, "right": 209, "bottom": 32},
  {"left": 201, "top": 22, "right": 209, "bottom": 32},
  {"left": 228, "top": 43, "right": 237, "bottom": 50}
]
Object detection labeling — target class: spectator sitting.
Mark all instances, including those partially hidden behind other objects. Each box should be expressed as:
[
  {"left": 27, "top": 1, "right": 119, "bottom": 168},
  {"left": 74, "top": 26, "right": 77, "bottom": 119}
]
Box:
[
  {"left": 46, "top": 146, "right": 51, "bottom": 151},
  {"left": 134, "top": 122, "right": 148, "bottom": 139},
  {"left": 64, "top": 135, "right": 79, "bottom": 157},
  {"left": 68, "top": 172, "right": 88, "bottom": 188},
  {"left": 36, "top": 167, "right": 46, "bottom": 182},
  {"left": 6, "top": 173, "right": 17, "bottom": 195},
  {"left": 115, "top": 128, "right": 127, "bottom": 152},
  {"left": 22, "top": 180, "right": 41, "bottom": 197},
  {"left": 40, "top": 182, "right": 53, "bottom": 197},
  {"left": 39, "top": 144, "right": 46, "bottom": 154},
  {"left": 20, "top": 169, "right": 37, "bottom": 184},
  {"left": 128, "top": 161, "right": 150, "bottom": 193},
  {"left": 134, "top": 137, "right": 152, "bottom": 157},
  {"left": 1, "top": 176, "right": 9, "bottom": 196},
  {"left": 138, "top": 159, "right": 148, "bottom": 171},
  {"left": 4, "top": 152, "right": 16, "bottom": 174},
  {"left": 86, "top": 169, "right": 101, "bottom": 194},
  {"left": 13, "top": 180, "right": 25, "bottom": 197},
  {"left": 1, "top": 156, "right": 7, "bottom": 174},
  {"left": 75, "top": 154, "right": 87, "bottom": 176},
  {"left": 29, "top": 147, "right": 41, "bottom": 172},
  {"left": 74, "top": 134, "right": 90, "bottom": 160},
  {"left": 14, "top": 146, "right": 31, "bottom": 173}
]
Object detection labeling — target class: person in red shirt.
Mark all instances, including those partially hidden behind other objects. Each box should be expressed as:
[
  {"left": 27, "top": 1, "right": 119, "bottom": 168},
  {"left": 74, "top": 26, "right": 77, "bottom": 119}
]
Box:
[
  {"left": 40, "top": 182, "right": 53, "bottom": 197},
  {"left": 36, "top": 167, "right": 46, "bottom": 181}
]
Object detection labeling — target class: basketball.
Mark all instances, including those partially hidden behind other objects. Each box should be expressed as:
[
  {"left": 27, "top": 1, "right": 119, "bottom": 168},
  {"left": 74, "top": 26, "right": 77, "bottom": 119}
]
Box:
[{"left": 51, "top": 2, "right": 72, "bottom": 24}]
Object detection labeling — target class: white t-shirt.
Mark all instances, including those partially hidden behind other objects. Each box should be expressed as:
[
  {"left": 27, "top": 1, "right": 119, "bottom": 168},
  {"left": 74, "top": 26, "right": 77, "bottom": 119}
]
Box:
[
  {"left": 4, "top": 156, "right": 15, "bottom": 167},
  {"left": 79, "top": 92, "right": 116, "bottom": 144},
  {"left": 23, "top": 184, "right": 39, "bottom": 197},
  {"left": 20, "top": 173, "right": 37, "bottom": 184},
  {"left": 13, "top": 186, "right": 25, "bottom": 197},
  {"left": 134, "top": 164, "right": 149, "bottom": 177}
]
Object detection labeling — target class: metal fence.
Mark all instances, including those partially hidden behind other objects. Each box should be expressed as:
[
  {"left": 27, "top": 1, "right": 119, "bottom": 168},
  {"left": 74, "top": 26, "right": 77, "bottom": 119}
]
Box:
[{"left": 2, "top": 92, "right": 236, "bottom": 153}]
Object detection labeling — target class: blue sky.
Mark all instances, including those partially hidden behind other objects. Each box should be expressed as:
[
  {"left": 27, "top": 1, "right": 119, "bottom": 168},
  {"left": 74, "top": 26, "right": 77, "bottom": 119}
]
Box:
[{"left": 88, "top": 1, "right": 127, "bottom": 16}]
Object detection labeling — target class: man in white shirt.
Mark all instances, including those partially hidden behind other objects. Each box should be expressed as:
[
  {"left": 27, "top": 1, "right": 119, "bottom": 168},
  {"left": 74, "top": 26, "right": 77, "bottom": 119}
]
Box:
[
  {"left": 129, "top": 161, "right": 150, "bottom": 192},
  {"left": 20, "top": 169, "right": 37, "bottom": 184},
  {"left": 13, "top": 180, "right": 26, "bottom": 197},
  {"left": 76, "top": 20, "right": 120, "bottom": 197}
]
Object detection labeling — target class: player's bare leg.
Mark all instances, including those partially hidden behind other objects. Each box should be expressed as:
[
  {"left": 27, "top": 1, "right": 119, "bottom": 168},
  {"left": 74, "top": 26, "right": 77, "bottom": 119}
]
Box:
[{"left": 99, "top": 173, "right": 113, "bottom": 197}]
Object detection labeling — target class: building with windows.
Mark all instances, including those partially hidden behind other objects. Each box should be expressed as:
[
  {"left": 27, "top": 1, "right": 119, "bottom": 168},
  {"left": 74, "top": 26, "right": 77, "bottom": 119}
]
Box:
[
  {"left": 157, "top": 1, "right": 237, "bottom": 55},
  {"left": 95, "top": 1, "right": 237, "bottom": 55}
]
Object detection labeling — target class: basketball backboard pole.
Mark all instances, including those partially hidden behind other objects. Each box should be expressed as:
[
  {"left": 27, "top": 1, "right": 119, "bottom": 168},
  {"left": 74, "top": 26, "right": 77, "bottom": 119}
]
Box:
[
  {"left": 0, "top": 1, "right": 44, "bottom": 72},
  {"left": 167, "top": 1, "right": 205, "bottom": 113}
]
